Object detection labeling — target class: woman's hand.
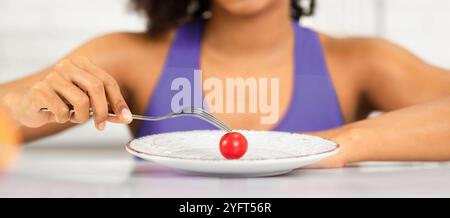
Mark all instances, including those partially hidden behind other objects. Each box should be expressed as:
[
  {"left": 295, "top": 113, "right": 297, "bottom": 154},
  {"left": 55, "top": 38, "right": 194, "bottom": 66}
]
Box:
[
  {"left": 3, "top": 56, "right": 132, "bottom": 130},
  {"left": 306, "top": 127, "right": 376, "bottom": 169}
]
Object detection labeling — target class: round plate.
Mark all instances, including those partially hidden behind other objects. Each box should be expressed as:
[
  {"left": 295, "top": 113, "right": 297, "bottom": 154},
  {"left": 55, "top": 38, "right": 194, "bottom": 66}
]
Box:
[{"left": 126, "top": 130, "right": 339, "bottom": 177}]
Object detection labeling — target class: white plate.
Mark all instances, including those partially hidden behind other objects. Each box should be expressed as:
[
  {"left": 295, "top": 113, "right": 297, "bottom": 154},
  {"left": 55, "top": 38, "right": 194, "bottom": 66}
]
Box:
[{"left": 126, "top": 130, "right": 339, "bottom": 177}]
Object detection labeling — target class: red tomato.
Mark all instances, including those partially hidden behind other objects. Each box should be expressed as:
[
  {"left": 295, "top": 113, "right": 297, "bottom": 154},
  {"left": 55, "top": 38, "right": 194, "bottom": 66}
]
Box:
[{"left": 219, "top": 132, "right": 248, "bottom": 160}]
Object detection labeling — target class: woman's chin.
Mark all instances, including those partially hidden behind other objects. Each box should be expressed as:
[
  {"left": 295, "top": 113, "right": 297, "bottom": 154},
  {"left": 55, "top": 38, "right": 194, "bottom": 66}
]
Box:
[{"left": 213, "top": 0, "right": 280, "bottom": 17}]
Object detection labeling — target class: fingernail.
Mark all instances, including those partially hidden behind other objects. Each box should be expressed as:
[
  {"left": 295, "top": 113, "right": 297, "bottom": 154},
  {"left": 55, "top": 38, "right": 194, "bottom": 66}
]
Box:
[
  {"left": 121, "top": 108, "right": 133, "bottom": 122},
  {"left": 98, "top": 122, "right": 106, "bottom": 131}
]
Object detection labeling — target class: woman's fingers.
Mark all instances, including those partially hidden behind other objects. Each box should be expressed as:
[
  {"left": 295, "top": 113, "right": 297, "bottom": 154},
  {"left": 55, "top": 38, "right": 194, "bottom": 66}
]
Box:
[
  {"left": 54, "top": 60, "right": 109, "bottom": 130},
  {"left": 20, "top": 56, "right": 130, "bottom": 130},
  {"left": 33, "top": 81, "right": 70, "bottom": 124},
  {"left": 45, "top": 71, "right": 92, "bottom": 125},
  {"left": 15, "top": 56, "right": 130, "bottom": 130},
  {"left": 72, "top": 57, "right": 132, "bottom": 123}
]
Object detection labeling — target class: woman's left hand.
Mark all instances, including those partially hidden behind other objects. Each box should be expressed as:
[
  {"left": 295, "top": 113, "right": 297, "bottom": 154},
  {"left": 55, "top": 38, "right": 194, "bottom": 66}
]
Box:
[
  {"left": 306, "top": 150, "right": 346, "bottom": 169},
  {"left": 306, "top": 127, "right": 374, "bottom": 169}
]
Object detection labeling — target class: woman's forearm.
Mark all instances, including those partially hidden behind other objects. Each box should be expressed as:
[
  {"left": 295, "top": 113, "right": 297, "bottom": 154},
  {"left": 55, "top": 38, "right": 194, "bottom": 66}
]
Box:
[{"left": 325, "top": 97, "right": 450, "bottom": 164}]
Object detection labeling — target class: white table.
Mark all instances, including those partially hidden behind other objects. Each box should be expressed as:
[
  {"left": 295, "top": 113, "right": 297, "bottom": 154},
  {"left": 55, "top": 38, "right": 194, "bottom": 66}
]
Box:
[{"left": 1, "top": 142, "right": 450, "bottom": 198}]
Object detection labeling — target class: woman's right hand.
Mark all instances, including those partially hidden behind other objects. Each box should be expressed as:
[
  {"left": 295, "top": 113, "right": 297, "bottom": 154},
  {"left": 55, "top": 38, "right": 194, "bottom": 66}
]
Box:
[{"left": 4, "top": 56, "right": 132, "bottom": 130}]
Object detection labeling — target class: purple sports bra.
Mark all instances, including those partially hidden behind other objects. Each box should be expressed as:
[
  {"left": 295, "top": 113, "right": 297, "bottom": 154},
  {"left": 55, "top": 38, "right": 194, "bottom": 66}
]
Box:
[{"left": 136, "top": 20, "right": 344, "bottom": 137}]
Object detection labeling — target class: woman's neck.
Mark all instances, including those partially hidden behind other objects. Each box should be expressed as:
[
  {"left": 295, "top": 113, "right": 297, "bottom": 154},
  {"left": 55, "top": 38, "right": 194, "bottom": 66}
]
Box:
[{"left": 203, "top": 1, "right": 294, "bottom": 58}]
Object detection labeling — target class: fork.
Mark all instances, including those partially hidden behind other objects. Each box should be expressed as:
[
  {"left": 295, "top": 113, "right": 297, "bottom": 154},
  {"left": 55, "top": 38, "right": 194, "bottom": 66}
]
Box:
[{"left": 40, "top": 107, "right": 232, "bottom": 132}]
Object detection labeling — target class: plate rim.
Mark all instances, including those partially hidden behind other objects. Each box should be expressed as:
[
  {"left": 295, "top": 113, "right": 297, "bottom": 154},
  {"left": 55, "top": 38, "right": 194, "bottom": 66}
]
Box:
[{"left": 125, "top": 130, "right": 340, "bottom": 162}]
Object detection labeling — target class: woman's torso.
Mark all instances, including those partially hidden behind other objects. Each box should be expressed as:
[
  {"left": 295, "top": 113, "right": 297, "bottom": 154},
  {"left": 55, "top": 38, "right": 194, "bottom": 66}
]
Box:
[{"left": 114, "top": 21, "right": 364, "bottom": 136}]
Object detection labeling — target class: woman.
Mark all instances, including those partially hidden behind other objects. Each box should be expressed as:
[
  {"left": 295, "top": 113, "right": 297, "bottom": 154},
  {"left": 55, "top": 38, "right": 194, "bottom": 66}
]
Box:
[{"left": 0, "top": 0, "right": 449, "bottom": 168}]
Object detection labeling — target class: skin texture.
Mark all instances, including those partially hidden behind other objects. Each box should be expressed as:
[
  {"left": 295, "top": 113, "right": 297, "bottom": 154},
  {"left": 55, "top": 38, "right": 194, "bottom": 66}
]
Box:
[{"left": 0, "top": 0, "right": 450, "bottom": 168}]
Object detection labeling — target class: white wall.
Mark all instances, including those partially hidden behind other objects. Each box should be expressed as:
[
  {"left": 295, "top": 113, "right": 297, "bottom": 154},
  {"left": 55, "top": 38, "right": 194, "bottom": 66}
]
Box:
[
  {"left": 0, "top": 0, "right": 449, "bottom": 146},
  {"left": 382, "top": 0, "right": 450, "bottom": 67},
  {"left": 302, "top": 0, "right": 379, "bottom": 36}
]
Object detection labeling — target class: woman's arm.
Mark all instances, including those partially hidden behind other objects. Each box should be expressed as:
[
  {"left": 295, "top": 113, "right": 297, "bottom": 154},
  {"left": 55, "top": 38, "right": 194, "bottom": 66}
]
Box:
[
  {"left": 363, "top": 38, "right": 450, "bottom": 110},
  {"left": 312, "top": 38, "right": 450, "bottom": 168},
  {"left": 0, "top": 33, "right": 142, "bottom": 143},
  {"left": 312, "top": 97, "right": 450, "bottom": 168}
]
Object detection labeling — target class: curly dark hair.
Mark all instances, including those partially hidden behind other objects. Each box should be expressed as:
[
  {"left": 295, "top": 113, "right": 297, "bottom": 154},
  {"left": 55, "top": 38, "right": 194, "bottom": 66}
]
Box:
[{"left": 130, "top": 0, "right": 316, "bottom": 37}]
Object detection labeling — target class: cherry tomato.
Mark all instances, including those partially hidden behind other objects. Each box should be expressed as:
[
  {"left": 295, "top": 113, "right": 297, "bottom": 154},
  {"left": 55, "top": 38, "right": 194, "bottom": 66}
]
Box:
[{"left": 219, "top": 132, "right": 248, "bottom": 160}]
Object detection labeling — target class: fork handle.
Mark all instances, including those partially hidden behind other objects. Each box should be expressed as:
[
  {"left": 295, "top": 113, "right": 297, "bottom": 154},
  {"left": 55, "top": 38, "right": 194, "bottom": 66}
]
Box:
[
  {"left": 39, "top": 107, "right": 177, "bottom": 122},
  {"left": 40, "top": 107, "right": 232, "bottom": 132}
]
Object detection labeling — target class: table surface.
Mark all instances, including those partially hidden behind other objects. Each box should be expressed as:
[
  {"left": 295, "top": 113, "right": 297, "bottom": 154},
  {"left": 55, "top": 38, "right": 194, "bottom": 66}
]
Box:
[{"left": 1, "top": 142, "right": 450, "bottom": 198}]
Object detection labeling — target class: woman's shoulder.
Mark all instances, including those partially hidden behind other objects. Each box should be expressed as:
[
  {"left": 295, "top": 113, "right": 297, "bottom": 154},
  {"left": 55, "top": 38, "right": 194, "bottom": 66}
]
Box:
[
  {"left": 318, "top": 33, "right": 397, "bottom": 66},
  {"left": 316, "top": 33, "right": 397, "bottom": 101},
  {"left": 90, "top": 32, "right": 174, "bottom": 51},
  {"left": 318, "top": 33, "right": 398, "bottom": 77},
  {"left": 70, "top": 31, "right": 174, "bottom": 84},
  {"left": 78, "top": 31, "right": 174, "bottom": 69},
  {"left": 318, "top": 33, "right": 415, "bottom": 79},
  {"left": 319, "top": 33, "right": 381, "bottom": 58}
]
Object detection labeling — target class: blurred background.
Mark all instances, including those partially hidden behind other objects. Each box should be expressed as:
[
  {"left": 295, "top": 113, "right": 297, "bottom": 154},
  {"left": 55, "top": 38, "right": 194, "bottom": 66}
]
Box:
[{"left": 1, "top": 0, "right": 449, "bottom": 147}]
